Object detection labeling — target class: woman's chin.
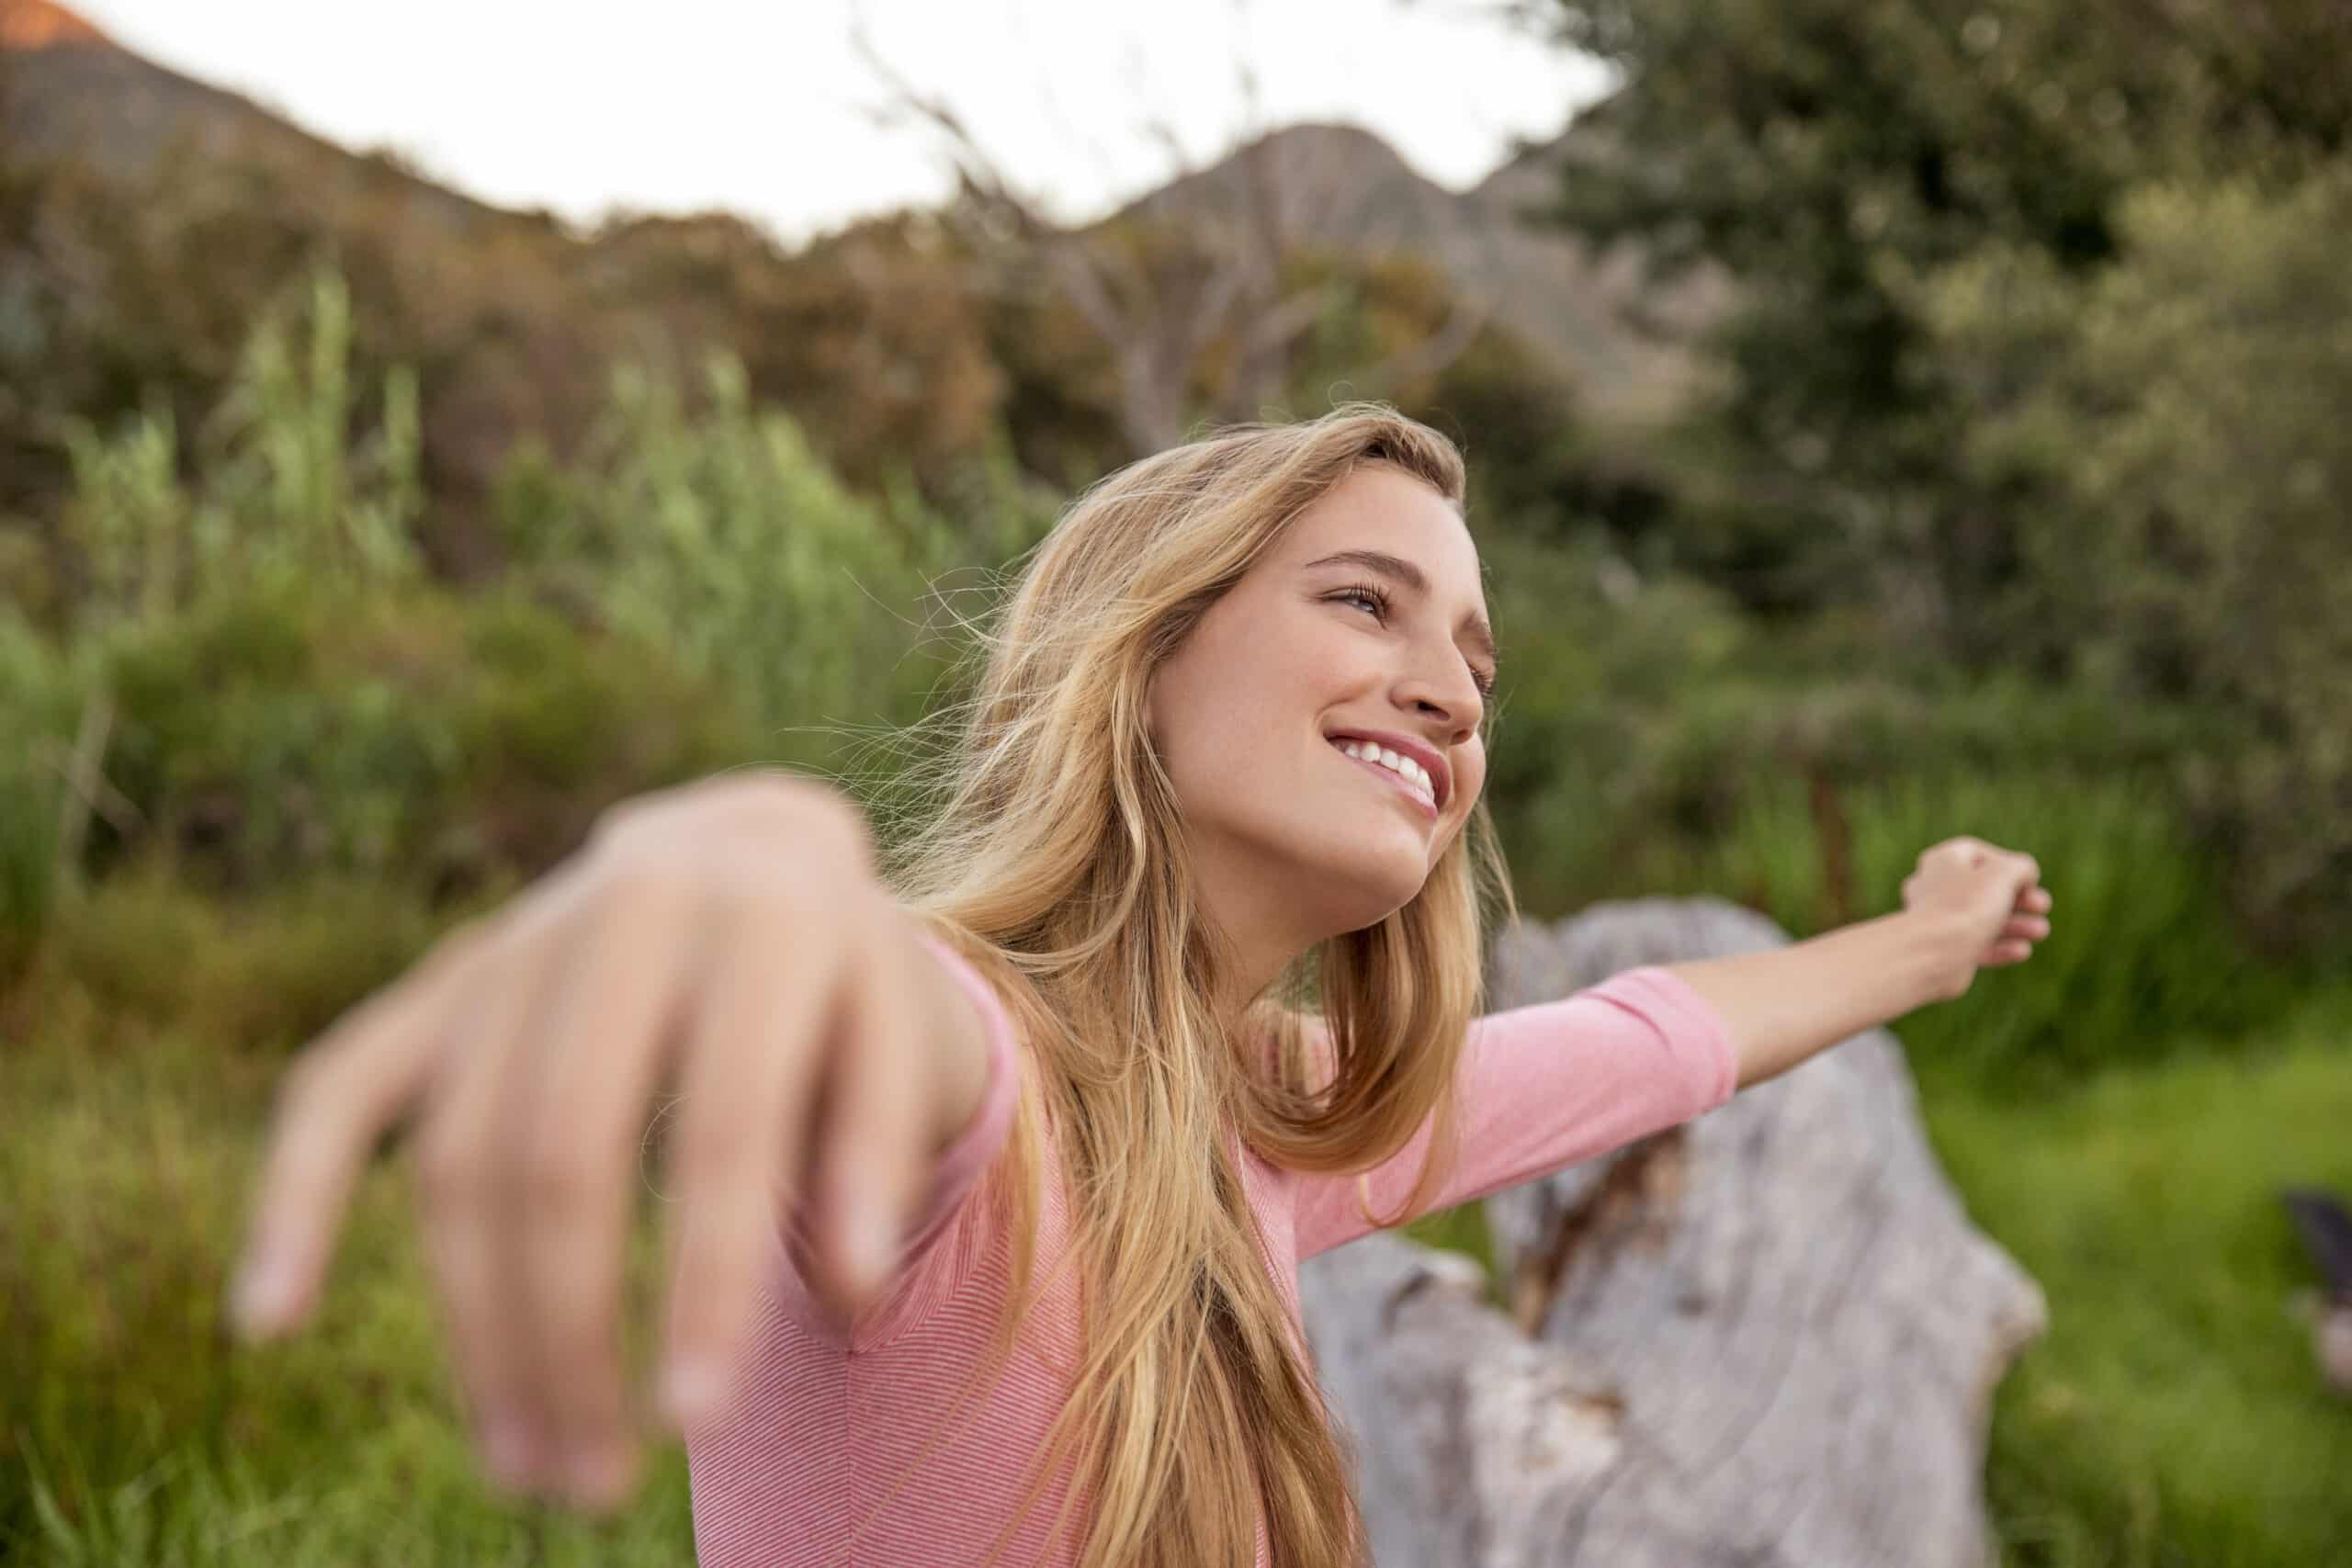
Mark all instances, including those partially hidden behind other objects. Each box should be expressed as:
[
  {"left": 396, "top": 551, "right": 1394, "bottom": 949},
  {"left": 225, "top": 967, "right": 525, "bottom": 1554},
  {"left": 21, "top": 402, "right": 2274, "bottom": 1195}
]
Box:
[{"left": 1314, "top": 856, "right": 1430, "bottom": 931}]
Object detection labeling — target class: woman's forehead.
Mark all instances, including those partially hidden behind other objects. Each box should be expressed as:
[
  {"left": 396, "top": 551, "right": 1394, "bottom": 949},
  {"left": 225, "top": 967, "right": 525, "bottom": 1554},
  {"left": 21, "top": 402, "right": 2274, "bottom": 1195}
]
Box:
[{"left": 1278, "top": 468, "right": 1481, "bottom": 578}]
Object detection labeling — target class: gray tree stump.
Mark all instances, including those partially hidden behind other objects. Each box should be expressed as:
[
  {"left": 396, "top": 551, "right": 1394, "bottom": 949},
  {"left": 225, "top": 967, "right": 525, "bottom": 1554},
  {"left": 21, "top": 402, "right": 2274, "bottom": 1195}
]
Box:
[{"left": 1298, "top": 897, "right": 2046, "bottom": 1568}]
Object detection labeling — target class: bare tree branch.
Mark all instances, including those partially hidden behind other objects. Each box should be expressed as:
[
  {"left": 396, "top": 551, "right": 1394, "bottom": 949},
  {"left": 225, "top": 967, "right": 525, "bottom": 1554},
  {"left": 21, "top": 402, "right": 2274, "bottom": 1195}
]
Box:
[
  {"left": 850, "top": 6, "right": 1497, "bottom": 453},
  {"left": 42, "top": 687, "right": 139, "bottom": 895}
]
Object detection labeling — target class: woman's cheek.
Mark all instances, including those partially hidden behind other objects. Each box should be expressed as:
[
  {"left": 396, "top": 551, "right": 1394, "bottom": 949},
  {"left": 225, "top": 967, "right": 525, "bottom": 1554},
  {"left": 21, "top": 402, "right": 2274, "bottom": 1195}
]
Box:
[{"left": 1454, "top": 746, "right": 1487, "bottom": 813}]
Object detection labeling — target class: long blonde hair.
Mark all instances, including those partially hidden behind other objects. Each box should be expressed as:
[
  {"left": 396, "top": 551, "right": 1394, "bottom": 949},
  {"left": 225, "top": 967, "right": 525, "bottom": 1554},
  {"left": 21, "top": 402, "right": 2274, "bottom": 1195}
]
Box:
[{"left": 861, "top": 403, "right": 1517, "bottom": 1566}]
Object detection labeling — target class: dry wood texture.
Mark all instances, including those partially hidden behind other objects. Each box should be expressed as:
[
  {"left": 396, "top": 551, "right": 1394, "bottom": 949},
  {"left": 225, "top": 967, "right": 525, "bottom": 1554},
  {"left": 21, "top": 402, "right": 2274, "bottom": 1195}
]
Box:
[{"left": 1299, "top": 896, "right": 2046, "bottom": 1568}]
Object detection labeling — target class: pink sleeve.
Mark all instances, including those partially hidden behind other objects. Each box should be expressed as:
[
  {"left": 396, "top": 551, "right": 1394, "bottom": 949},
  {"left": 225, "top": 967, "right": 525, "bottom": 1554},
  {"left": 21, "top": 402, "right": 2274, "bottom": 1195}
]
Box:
[
  {"left": 1291, "top": 964, "right": 1739, "bottom": 1259},
  {"left": 766, "top": 931, "right": 1021, "bottom": 1342},
  {"left": 897, "top": 931, "right": 1023, "bottom": 1255}
]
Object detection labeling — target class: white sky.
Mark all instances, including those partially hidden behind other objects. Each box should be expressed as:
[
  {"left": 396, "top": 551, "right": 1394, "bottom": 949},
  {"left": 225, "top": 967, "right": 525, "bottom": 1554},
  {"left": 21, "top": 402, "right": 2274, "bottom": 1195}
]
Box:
[{"left": 70, "top": 0, "right": 1613, "bottom": 245}]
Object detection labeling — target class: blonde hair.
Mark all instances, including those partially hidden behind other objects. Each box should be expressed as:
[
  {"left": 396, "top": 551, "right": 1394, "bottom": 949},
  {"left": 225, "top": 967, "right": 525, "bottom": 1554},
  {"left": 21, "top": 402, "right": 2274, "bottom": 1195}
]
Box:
[{"left": 859, "top": 402, "right": 1517, "bottom": 1566}]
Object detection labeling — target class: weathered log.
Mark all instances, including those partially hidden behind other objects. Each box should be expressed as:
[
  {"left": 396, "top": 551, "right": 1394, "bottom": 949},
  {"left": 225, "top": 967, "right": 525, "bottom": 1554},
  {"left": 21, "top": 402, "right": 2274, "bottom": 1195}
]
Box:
[{"left": 1299, "top": 896, "right": 2046, "bottom": 1568}]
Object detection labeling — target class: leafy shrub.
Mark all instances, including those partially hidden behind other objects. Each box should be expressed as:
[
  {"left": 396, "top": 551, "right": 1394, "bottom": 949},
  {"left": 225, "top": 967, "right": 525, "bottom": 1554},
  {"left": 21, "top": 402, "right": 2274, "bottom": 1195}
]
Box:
[
  {"left": 1923, "top": 165, "right": 2352, "bottom": 958},
  {"left": 500, "top": 354, "right": 1017, "bottom": 747},
  {"left": 7, "top": 269, "right": 1066, "bottom": 1015},
  {"left": 56, "top": 269, "right": 424, "bottom": 649},
  {"left": 17, "top": 863, "right": 475, "bottom": 1057},
  {"left": 1468, "top": 526, "right": 2296, "bottom": 1089},
  {"left": 92, "top": 577, "right": 763, "bottom": 902}
]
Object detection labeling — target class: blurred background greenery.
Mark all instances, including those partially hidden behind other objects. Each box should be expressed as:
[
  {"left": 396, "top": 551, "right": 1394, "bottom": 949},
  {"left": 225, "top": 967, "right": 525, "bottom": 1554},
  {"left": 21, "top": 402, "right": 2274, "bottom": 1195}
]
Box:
[{"left": 4, "top": 0, "right": 2348, "bottom": 1562}]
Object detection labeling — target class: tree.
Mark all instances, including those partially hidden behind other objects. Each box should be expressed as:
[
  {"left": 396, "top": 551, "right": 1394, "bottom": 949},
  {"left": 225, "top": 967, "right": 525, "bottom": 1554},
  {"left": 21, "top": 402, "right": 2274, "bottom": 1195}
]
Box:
[
  {"left": 1516, "top": 0, "right": 2352, "bottom": 654},
  {"left": 1923, "top": 167, "right": 2352, "bottom": 951}
]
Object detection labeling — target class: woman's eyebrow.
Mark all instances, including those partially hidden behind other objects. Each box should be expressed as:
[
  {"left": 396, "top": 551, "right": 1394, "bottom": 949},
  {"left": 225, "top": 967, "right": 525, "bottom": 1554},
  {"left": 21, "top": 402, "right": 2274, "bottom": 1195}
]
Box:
[{"left": 1302, "top": 548, "right": 1499, "bottom": 667}]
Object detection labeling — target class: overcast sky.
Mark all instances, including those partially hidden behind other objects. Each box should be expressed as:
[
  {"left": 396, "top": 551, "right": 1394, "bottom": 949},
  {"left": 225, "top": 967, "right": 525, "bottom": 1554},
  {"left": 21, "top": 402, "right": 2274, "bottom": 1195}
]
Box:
[{"left": 71, "top": 0, "right": 1613, "bottom": 244}]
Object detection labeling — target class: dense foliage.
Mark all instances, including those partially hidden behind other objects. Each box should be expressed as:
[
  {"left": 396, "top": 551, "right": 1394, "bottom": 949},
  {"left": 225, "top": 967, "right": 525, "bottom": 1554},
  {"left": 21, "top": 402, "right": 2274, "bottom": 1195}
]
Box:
[{"left": 1526, "top": 0, "right": 2352, "bottom": 953}]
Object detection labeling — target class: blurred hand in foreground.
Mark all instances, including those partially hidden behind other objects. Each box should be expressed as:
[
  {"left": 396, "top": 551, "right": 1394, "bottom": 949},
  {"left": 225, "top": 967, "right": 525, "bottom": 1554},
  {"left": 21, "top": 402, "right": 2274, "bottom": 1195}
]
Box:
[{"left": 224, "top": 773, "right": 982, "bottom": 1513}]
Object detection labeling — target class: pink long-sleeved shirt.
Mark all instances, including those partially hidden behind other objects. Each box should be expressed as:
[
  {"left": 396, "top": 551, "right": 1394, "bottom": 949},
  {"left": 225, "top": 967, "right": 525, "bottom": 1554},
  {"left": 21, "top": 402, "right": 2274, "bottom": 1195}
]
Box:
[{"left": 684, "top": 936, "right": 1739, "bottom": 1565}]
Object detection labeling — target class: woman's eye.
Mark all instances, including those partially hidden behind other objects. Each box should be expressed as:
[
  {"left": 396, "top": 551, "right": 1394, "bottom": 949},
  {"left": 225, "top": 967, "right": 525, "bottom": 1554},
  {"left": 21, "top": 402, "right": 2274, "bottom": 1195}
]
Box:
[{"left": 1333, "top": 586, "right": 1494, "bottom": 701}]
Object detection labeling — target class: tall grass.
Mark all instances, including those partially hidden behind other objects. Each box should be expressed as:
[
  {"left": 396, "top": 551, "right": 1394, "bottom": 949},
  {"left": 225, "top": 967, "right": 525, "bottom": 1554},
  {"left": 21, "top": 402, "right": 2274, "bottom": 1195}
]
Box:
[
  {"left": 0, "top": 607, "right": 72, "bottom": 979},
  {"left": 502, "top": 352, "right": 1062, "bottom": 754},
  {"left": 58, "top": 270, "right": 424, "bottom": 648},
  {"left": 1675, "top": 765, "right": 2301, "bottom": 1096},
  {"left": 0, "top": 1000, "right": 695, "bottom": 1562}
]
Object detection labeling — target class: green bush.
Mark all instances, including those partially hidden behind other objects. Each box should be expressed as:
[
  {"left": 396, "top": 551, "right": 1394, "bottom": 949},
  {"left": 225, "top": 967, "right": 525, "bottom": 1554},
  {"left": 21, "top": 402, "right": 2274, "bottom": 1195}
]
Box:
[
  {"left": 1474, "top": 526, "right": 1758, "bottom": 914},
  {"left": 6, "top": 268, "right": 1068, "bottom": 1045},
  {"left": 17, "top": 864, "right": 489, "bottom": 1057},
  {"left": 1465, "top": 525, "right": 2291, "bottom": 1091},
  {"left": 500, "top": 354, "right": 1028, "bottom": 749},
  {"left": 1473, "top": 527, "right": 2231, "bottom": 915},
  {"left": 55, "top": 269, "right": 424, "bottom": 651},
  {"left": 88, "top": 577, "right": 763, "bottom": 903},
  {"left": 1923, "top": 165, "right": 2352, "bottom": 958}
]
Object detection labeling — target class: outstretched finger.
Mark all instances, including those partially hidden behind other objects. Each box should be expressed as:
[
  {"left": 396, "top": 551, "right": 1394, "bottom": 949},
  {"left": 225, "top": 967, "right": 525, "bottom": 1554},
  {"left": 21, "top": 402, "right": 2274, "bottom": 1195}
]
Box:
[
  {"left": 804, "top": 910, "right": 934, "bottom": 1323},
  {"left": 230, "top": 920, "right": 496, "bottom": 1339},
  {"left": 658, "top": 889, "right": 850, "bottom": 1432},
  {"left": 498, "top": 867, "right": 702, "bottom": 1512},
  {"left": 410, "top": 914, "right": 572, "bottom": 1496}
]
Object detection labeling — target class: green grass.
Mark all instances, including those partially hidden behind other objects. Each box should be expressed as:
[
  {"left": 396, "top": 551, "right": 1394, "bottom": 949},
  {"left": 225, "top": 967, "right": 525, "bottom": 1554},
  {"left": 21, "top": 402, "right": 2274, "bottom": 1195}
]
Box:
[
  {"left": 0, "top": 1021, "right": 695, "bottom": 1563},
  {"left": 7, "top": 970, "right": 2349, "bottom": 1562},
  {"left": 1922, "top": 991, "right": 2352, "bottom": 1568}
]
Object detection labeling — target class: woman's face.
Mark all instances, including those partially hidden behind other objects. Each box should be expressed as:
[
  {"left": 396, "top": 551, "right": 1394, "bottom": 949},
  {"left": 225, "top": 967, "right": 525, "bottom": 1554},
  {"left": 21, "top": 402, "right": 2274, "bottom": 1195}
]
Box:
[{"left": 1147, "top": 462, "right": 1495, "bottom": 970}]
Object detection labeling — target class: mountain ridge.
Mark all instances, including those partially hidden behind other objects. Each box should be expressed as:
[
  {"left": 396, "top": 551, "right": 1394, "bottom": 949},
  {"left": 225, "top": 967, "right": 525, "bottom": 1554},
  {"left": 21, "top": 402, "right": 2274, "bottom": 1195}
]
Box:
[
  {"left": 1, "top": 9, "right": 1723, "bottom": 423},
  {"left": 1114, "top": 118, "right": 1725, "bottom": 420}
]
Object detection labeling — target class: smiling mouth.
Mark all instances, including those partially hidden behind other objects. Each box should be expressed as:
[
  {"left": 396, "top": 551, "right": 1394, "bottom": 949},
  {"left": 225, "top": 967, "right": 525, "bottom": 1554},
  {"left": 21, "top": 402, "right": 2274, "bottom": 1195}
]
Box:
[{"left": 1331, "top": 741, "right": 1440, "bottom": 819}]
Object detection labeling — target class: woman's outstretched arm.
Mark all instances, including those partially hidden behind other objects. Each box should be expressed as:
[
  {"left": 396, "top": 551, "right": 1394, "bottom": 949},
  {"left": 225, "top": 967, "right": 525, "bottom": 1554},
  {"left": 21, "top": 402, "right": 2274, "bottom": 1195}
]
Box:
[
  {"left": 1666, "top": 835, "right": 2053, "bottom": 1089},
  {"left": 1664, "top": 909, "right": 1963, "bottom": 1089},
  {"left": 1290, "top": 967, "right": 1740, "bottom": 1258}
]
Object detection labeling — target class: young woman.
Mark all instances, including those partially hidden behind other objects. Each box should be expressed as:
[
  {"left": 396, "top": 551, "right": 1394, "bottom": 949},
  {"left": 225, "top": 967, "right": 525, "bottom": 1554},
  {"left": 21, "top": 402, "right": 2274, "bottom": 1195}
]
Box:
[{"left": 226, "top": 406, "right": 2052, "bottom": 1566}]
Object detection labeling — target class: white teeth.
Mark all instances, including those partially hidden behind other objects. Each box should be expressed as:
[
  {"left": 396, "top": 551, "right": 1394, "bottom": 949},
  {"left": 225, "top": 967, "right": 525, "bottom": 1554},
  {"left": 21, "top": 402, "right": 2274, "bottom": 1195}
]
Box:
[{"left": 1335, "top": 739, "right": 1436, "bottom": 804}]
